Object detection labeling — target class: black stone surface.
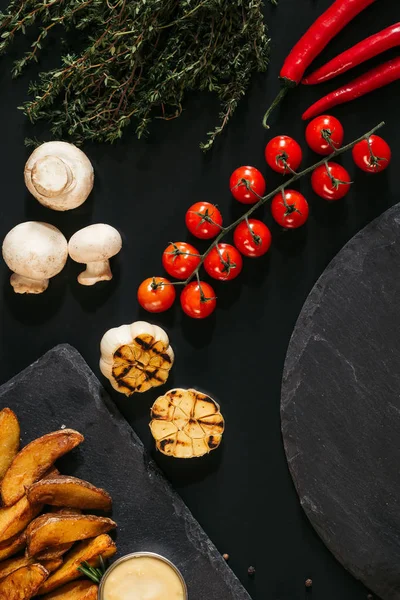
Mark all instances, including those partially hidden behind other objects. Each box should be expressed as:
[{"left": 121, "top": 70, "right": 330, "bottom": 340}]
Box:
[
  {"left": 281, "top": 203, "right": 400, "bottom": 600},
  {"left": 0, "top": 344, "right": 251, "bottom": 600}
]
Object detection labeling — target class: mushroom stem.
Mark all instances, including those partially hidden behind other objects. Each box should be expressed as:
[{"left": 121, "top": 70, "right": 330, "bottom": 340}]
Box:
[
  {"left": 10, "top": 273, "right": 49, "bottom": 294},
  {"left": 77, "top": 260, "right": 112, "bottom": 286}
]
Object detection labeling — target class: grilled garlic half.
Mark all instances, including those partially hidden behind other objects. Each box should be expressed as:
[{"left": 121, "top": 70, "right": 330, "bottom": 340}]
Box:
[{"left": 100, "top": 321, "right": 174, "bottom": 396}]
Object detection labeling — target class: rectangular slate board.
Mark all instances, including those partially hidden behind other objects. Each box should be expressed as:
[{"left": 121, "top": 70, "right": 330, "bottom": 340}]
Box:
[{"left": 0, "top": 344, "right": 251, "bottom": 600}]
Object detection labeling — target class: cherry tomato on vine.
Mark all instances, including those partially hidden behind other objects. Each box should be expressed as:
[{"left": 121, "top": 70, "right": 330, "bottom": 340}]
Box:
[
  {"left": 305, "top": 115, "right": 344, "bottom": 156},
  {"left": 265, "top": 136, "right": 303, "bottom": 174},
  {"left": 204, "top": 243, "right": 243, "bottom": 281},
  {"left": 162, "top": 242, "right": 201, "bottom": 280},
  {"left": 271, "top": 190, "right": 309, "bottom": 229},
  {"left": 311, "top": 162, "right": 351, "bottom": 201},
  {"left": 233, "top": 220, "right": 272, "bottom": 258},
  {"left": 185, "top": 202, "right": 223, "bottom": 239},
  {"left": 180, "top": 281, "right": 216, "bottom": 319},
  {"left": 352, "top": 135, "right": 391, "bottom": 173},
  {"left": 229, "top": 166, "right": 266, "bottom": 204},
  {"left": 137, "top": 277, "right": 176, "bottom": 313}
]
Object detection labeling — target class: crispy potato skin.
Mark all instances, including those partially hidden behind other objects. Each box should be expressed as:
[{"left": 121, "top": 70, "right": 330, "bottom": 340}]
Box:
[
  {"left": 0, "top": 563, "right": 49, "bottom": 599},
  {"left": 27, "top": 477, "right": 112, "bottom": 512},
  {"left": 37, "top": 534, "right": 116, "bottom": 595},
  {"left": 0, "top": 532, "right": 26, "bottom": 561},
  {"left": 0, "top": 497, "right": 42, "bottom": 543},
  {"left": 0, "top": 409, "right": 20, "bottom": 480},
  {"left": 1, "top": 430, "right": 84, "bottom": 507},
  {"left": 40, "top": 580, "right": 98, "bottom": 600},
  {"left": 27, "top": 514, "right": 116, "bottom": 557}
]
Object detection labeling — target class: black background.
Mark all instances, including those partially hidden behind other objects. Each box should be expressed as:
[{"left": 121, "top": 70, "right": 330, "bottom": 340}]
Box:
[{"left": 0, "top": 1, "right": 399, "bottom": 598}]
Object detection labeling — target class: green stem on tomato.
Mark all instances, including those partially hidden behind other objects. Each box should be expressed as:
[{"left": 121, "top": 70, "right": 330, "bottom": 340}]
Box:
[{"left": 168, "top": 121, "right": 384, "bottom": 289}]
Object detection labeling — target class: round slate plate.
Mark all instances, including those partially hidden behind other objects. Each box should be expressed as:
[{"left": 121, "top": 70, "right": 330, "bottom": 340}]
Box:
[{"left": 281, "top": 203, "right": 400, "bottom": 600}]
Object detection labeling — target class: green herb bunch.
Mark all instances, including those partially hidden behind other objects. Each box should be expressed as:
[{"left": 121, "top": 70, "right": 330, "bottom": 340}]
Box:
[{"left": 0, "top": 0, "right": 276, "bottom": 149}]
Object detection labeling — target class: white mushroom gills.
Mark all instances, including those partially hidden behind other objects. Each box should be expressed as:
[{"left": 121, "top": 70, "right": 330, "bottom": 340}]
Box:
[
  {"left": 68, "top": 224, "right": 122, "bottom": 286},
  {"left": 2, "top": 222, "right": 68, "bottom": 294},
  {"left": 24, "top": 141, "right": 94, "bottom": 211}
]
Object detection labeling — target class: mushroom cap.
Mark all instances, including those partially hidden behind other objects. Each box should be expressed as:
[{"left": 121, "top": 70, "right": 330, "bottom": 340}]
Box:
[
  {"left": 2, "top": 222, "right": 68, "bottom": 280},
  {"left": 24, "top": 141, "right": 94, "bottom": 211},
  {"left": 68, "top": 224, "right": 122, "bottom": 264}
]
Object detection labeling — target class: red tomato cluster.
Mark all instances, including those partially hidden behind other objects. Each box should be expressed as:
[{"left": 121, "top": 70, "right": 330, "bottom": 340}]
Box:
[{"left": 137, "top": 115, "right": 391, "bottom": 318}]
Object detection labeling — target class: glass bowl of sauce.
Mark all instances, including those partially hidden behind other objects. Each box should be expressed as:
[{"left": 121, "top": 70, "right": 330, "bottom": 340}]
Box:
[{"left": 98, "top": 552, "right": 188, "bottom": 600}]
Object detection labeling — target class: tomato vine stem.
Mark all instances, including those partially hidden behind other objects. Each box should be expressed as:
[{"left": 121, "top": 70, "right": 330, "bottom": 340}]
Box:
[{"left": 168, "top": 121, "right": 385, "bottom": 290}]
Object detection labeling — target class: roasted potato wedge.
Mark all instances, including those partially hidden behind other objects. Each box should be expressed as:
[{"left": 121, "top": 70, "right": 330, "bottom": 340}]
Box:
[
  {"left": 0, "top": 409, "right": 20, "bottom": 480},
  {"left": 0, "top": 563, "right": 48, "bottom": 599},
  {"left": 41, "top": 580, "right": 98, "bottom": 600},
  {"left": 0, "top": 532, "right": 26, "bottom": 561},
  {"left": 1, "top": 430, "right": 84, "bottom": 506},
  {"left": 0, "top": 556, "right": 33, "bottom": 581},
  {"left": 27, "top": 476, "right": 112, "bottom": 512},
  {"left": 27, "top": 514, "right": 116, "bottom": 557},
  {"left": 0, "top": 497, "right": 42, "bottom": 543},
  {"left": 38, "top": 534, "right": 116, "bottom": 595},
  {"left": 26, "top": 514, "right": 75, "bottom": 560},
  {"left": 36, "top": 543, "right": 74, "bottom": 561},
  {"left": 40, "top": 558, "right": 63, "bottom": 573}
]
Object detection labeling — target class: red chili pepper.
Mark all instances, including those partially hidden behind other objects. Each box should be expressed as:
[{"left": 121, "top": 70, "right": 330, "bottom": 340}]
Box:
[
  {"left": 303, "top": 22, "right": 400, "bottom": 84},
  {"left": 302, "top": 56, "right": 400, "bottom": 120},
  {"left": 262, "top": 0, "right": 376, "bottom": 128}
]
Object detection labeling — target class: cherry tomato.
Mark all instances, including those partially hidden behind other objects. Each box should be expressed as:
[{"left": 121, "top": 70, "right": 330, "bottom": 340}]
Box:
[
  {"left": 233, "top": 219, "right": 272, "bottom": 258},
  {"left": 204, "top": 243, "right": 243, "bottom": 281},
  {"left": 137, "top": 277, "right": 176, "bottom": 313},
  {"left": 305, "top": 115, "right": 344, "bottom": 156},
  {"left": 265, "top": 135, "right": 303, "bottom": 174},
  {"left": 311, "top": 162, "right": 351, "bottom": 201},
  {"left": 180, "top": 281, "right": 216, "bottom": 319},
  {"left": 185, "top": 202, "right": 223, "bottom": 240},
  {"left": 229, "top": 166, "right": 266, "bottom": 204},
  {"left": 162, "top": 242, "right": 201, "bottom": 280},
  {"left": 271, "top": 190, "right": 309, "bottom": 229},
  {"left": 352, "top": 135, "right": 391, "bottom": 173}
]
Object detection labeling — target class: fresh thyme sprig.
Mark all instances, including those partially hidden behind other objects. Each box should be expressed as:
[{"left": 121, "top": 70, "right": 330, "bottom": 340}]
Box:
[
  {"left": 0, "top": 0, "right": 277, "bottom": 149},
  {"left": 78, "top": 556, "right": 107, "bottom": 584}
]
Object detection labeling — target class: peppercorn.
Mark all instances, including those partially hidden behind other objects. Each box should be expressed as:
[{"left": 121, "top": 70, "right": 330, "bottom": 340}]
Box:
[
  {"left": 248, "top": 566, "right": 256, "bottom": 576},
  {"left": 305, "top": 579, "right": 313, "bottom": 588},
  {"left": 222, "top": 554, "right": 229, "bottom": 561}
]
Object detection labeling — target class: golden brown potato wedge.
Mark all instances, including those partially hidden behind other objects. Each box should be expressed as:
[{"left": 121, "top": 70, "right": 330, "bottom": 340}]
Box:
[
  {"left": 27, "top": 514, "right": 116, "bottom": 557},
  {"left": 1, "top": 430, "right": 84, "bottom": 507},
  {"left": 0, "top": 563, "right": 48, "bottom": 599},
  {"left": 26, "top": 514, "right": 75, "bottom": 560},
  {"left": 40, "top": 558, "right": 63, "bottom": 574},
  {"left": 37, "top": 534, "right": 116, "bottom": 595},
  {"left": 0, "top": 532, "right": 26, "bottom": 561},
  {"left": 41, "top": 580, "right": 98, "bottom": 600},
  {"left": 27, "top": 476, "right": 112, "bottom": 512},
  {"left": 0, "top": 496, "right": 42, "bottom": 543},
  {"left": 0, "top": 556, "right": 33, "bottom": 581},
  {"left": 36, "top": 543, "right": 74, "bottom": 561},
  {"left": 0, "top": 409, "right": 20, "bottom": 481}
]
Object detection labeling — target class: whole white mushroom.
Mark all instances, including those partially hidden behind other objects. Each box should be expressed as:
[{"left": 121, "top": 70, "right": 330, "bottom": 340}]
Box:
[
  {"left": 68, "top": 224, "right": 122, "bottom": 286},
  {"left": 24, "top": 141, "right": 94, "bottom": 211},
  {"left": 2, "top": 222, "right": 68, "bottom": 294}
]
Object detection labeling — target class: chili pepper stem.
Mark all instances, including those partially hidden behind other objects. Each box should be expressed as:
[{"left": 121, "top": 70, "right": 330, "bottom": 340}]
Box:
[
  {"left": 262, "top": 85, "right": 290, "bottom": 129},
  {"left": 155, "top": 122, "right": 384, "bottom": 292}
]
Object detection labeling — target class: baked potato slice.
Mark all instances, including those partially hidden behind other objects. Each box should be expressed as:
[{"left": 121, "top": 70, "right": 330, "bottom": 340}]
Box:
[
  {"left": 26, "top": 512, "right": 81, "bottom": 560},
  {"left": 0, "top": 563, "right": 48, "bottom": 599},
  {"left": 0, "top": 532, "right": 26, "bottom": 561},
  {"left": 41, "top": 580, "right": 98, "bottom": 600},
  {"left": 27, "top": 514, "right": 116, "bottom": 557},
  {"left": 27, "top": 476, "right": 112, "bottom": 511},
  {"left": 0, "top": 409, "right": 20, "bottom": 480},
  {"left": 0, "top": 497, "right": 42, "bottom": 543},
  {"left": 1, "top": 430, "right": 84, "bottom": 506},
  {"left": 37, "top": 534, "right": 116, "bottom": 595}
]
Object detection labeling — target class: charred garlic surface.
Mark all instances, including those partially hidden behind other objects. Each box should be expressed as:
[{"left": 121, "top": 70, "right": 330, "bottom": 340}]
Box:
[
  {"left": 100, "top": 321, "right": 174, "bottom": 395},
  {"left": 68, "top": 224, "right": 122, "bottom": 286},
  {"left": 150, "top": 388, "right": 225, "bottom": 458},
  {"left": 25, "top": 142, "right": 94, "bottom": 211},
  {"left": 2, "top": 222, "right": 68, "bottom": 294}
]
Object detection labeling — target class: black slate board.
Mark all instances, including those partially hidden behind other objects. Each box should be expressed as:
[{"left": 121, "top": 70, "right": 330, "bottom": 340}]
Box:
[
  {"left": 0, "top": 344, "right": 251, "bottom": 600},
  {"left": 281, "top": 203, "right": 400, "bottom": 600}
]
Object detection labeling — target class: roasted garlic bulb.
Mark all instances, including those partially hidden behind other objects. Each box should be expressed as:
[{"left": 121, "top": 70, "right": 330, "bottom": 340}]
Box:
[
  {"left": 100, "top": 322, "right": 174, "bottom": 395},
  {"left": 150, "top": 389, "right": 225, "bottom": 458}
]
